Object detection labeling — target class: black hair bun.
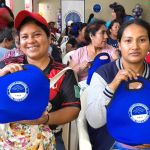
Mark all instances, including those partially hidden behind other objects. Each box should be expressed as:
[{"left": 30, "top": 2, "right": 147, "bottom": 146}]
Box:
[{"left": 109, "top": 2, "right": 118, "bottom": 9}]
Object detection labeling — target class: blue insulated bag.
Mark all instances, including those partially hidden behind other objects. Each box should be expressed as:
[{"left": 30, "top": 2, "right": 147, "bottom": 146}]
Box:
[
  {"left": 107, "top": 77, "right": 150, "bottom": 145},
  {"left": 87, "top": 52, "right": 111, "bottom": 85},
  {"left": 0, "top": 64, "right": 49, "bottom": 123}
]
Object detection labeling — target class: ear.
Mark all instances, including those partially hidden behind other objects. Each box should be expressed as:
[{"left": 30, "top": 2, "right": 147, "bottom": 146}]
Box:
[
  {"left": 3, "top": 38, "right": 8, "bottom": 48},
  {"left": 89, "top": 33, "right": 93, "bottom": 39}
]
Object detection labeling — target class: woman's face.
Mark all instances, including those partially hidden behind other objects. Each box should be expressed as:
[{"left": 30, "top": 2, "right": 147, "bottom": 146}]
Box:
[
  {"left": 19, "top": 22, "right": 50, "bottom": 60},
  {"left": 110, "top": 22, "right": 120, "bottom": 37},
  {"left": 91, "top": 25, "right": 108, "bottom": 48},
  {"left": 119, "top": 24, "right": 150, "bottom": 64},
  {"left": 111, "top": 9, "right": 116, "bottom": 20}
]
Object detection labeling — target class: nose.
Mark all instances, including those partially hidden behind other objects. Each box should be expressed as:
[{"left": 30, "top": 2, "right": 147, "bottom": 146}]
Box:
[
  {"left": 28, "top": 36, "right": 35, "bottom": 43},
  {"left": 132, "top": 40, "right": 139, "bottom": 50},
  {"left": 104, "top": 32, "right": 108, "bottom": 39}
]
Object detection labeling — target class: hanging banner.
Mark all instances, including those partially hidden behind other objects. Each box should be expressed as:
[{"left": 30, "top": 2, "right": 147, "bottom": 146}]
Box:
[
  {"left": 25, "top": 0, "right": 33, "bottom": 12},
  {"left": 61, "top": 0, "right": 85, "bottom": 31}
]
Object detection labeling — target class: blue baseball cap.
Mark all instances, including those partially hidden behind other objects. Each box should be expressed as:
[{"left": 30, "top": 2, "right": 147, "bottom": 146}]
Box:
[{"left": 0, "top": 64, "right": 50, "bottom": 123}]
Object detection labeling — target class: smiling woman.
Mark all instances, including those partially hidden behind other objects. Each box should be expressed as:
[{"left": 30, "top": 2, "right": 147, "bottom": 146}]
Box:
[{"left": 0, "top": 10, "right": 80, "bottom": 150}]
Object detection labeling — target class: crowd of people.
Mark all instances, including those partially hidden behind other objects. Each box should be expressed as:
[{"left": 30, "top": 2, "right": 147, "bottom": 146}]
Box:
[{"left": 0, "top": 0, "right": 150, "bottom": 150}]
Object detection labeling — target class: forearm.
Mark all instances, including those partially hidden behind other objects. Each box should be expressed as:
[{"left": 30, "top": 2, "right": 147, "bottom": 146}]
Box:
[{"left": 47, "top": 107, "right": 80, "bottom": 125}]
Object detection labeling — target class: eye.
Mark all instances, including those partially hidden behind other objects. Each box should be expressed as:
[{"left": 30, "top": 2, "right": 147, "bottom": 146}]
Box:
[
  {"left": 34, "top": 33, "right": 42, "bottom": 37},
  {"left": 125, "top": 39, "right": 132, "bottom": 43},
  {"left": 20, "top": 35, "right": 28, "bottom": 40},
  {"left": 139, "top": 38, "right": 146, "bottom": 42}
]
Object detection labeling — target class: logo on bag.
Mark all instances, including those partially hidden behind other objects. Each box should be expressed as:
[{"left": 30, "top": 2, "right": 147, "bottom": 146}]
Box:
[
  {"left": 128, "top": 103, "right": 150, "bottom": 123},
  {"left": 7, "top": 81, "right": 29, "bottom": 102}
]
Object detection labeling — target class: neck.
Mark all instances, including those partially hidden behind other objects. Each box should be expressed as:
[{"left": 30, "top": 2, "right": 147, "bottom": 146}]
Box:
[
  {"left": 110, "top": 34, "right": 117, "bottom": 40},
  {"left": 27, "top": 56, "right": 50, "bottom": 71},
  {"left": 87, "top": 44, "right": 102, "bottom": 61},
  {"left": 122, "top": 59, "right": 145, "bottom": 76}
]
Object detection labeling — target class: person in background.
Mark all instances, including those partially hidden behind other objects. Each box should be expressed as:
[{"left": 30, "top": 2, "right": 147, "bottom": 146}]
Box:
[
  {"left": 69, "top": 20, "right": 118, "bottom": 82},
  {"left": 70, "top": 22, "right": 87, "bottom": 48},
  {"left": 0, "top": 0, "right": 14, "bottom": 30},
  {"left": 106, "top": 2, "right": 134, "bottom": 28},
  {"left": 62, "top": 37, "right": 78, "bottom": 65},
  {"left": 87, "top": 13, "right": 95, "bottom": 24},
  {"left": 86, "top": 19, "right": 150, "bottom": 150},
  {"left": 48, "top": 33, "right": 62, "bottom": 63},
  {"left": 1, "top": 29, "right": 24, "bottom": 61},
  {"left": 0, "top": 10, "right": 80, "bottom": 150},
  {"left": 107, "top": 19, "right": 120, "bottom": 48},
  {"left": 0, "top": 27, "right": 14, "bottom": 60},
  {"left": 48, "top": 21, "right": 59, "bottom": 35}
]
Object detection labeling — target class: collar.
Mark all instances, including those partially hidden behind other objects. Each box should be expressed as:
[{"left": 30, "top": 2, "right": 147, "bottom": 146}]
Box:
[{"left": 116, "top": 58, "right": 150, "bottom": 79}]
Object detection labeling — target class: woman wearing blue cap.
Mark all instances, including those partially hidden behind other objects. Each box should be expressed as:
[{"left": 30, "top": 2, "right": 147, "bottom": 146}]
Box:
[
  {"left": 0, "top": 10, "right": 80, "bottom": 150},
  {"left": 86, "top": 19, "right": 150, "bottom": 150}
]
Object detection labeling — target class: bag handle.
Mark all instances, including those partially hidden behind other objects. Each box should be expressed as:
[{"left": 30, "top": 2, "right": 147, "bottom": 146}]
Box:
[
  {"left": 124, "top": 77, "right": 144, "bottom": 91},
  {"left": 49, "top": 67, "right": 78, "bottom": 88}
]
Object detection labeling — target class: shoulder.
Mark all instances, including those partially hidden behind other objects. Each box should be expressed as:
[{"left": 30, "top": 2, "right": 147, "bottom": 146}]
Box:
[
  {"left": 96, "top": 61, "right": 118, "bottom": 83},
  {"left": 51, "top": 61, "right": 66, "bottom": 70},
  {"left": 123, "top": 15, "right": 134, "bottom": 23},
  {"left": 75, "top": 46, "right": 87, "bottom": 53},
  {"left": 72, "top": 46, "right": 87, "bottom": 56}
]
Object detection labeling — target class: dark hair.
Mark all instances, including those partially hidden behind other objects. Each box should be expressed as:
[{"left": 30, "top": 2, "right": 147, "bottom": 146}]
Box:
[
  {"left": 109, "top": 2, "right": 126, "bottom": 25},
  {"left": 117, "top": 19, "right": 150, "bottom": 42},
  {"left": 84, "top": 20, "right": 106, "bottom": 44},
  {"left": 87, "top": 13, "right": 94, "bottom": 24},
  {"left": 69, "top": 22, "right": 87, "bottom": 37},
  {"left": 67, "top": 37, "right": 77, "bottom": 48},
  {"left": 18, "top": 17, "right": 50, "bottom": 37},
  {"left": 0, "top": 27, "right": 13, "bottom": 43},
  {"left": 107, "top": 19, "right": 121, "bottom": 35}
]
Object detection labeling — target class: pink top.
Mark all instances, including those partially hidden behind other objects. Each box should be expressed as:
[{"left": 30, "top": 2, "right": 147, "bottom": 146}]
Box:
[{"left": 70, "top": 45, "right": 117, "bottom": 81}]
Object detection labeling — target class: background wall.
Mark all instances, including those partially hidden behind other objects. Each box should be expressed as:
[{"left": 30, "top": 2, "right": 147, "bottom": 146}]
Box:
[
  {"left": 39, "top": 0, "right": 60, "bottom": 22},
  {"left": 13, "top": 0, "right": 25, "bottom": 16},
  {"left": 85, "top": 0, "right": 150, "bottom": 23},
  {"left": 13, "top": 0, "right": 150, "bottom": 23}
]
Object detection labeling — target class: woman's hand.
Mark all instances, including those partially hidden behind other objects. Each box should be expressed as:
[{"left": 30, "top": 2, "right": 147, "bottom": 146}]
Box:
[
  {"left": 0, "top": 63, "right": 23, "bottom": 76},
  {"left": 17, "top": 113, "right": 49, "bottom": 125},
  {"left": 134, "top": 144, "right": 150, "bottom": 149},
  {"left": 108, "top": 69, "right": 139, "bottom": 91}
]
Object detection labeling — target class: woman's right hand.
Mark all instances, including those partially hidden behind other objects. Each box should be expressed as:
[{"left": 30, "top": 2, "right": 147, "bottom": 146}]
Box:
[
  {"left": 0, "top": 63, "right": 23, "bottom": 76},
  {"left": 108, "top": 69, "right": 139, "bottom": 91}
]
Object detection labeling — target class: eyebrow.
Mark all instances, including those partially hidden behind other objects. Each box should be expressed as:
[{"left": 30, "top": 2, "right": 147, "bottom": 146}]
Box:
[
  {"left": 20, "top": 31, "right": 42, "bottom": 36},
  {"left": 123, "top": 35, "right": 148, "bottom": 39}
]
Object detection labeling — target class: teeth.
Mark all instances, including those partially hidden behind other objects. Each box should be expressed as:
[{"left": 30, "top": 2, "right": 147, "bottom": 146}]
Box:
[{"left": 28, "top": 47, "right": 36, "bottom": 50}]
